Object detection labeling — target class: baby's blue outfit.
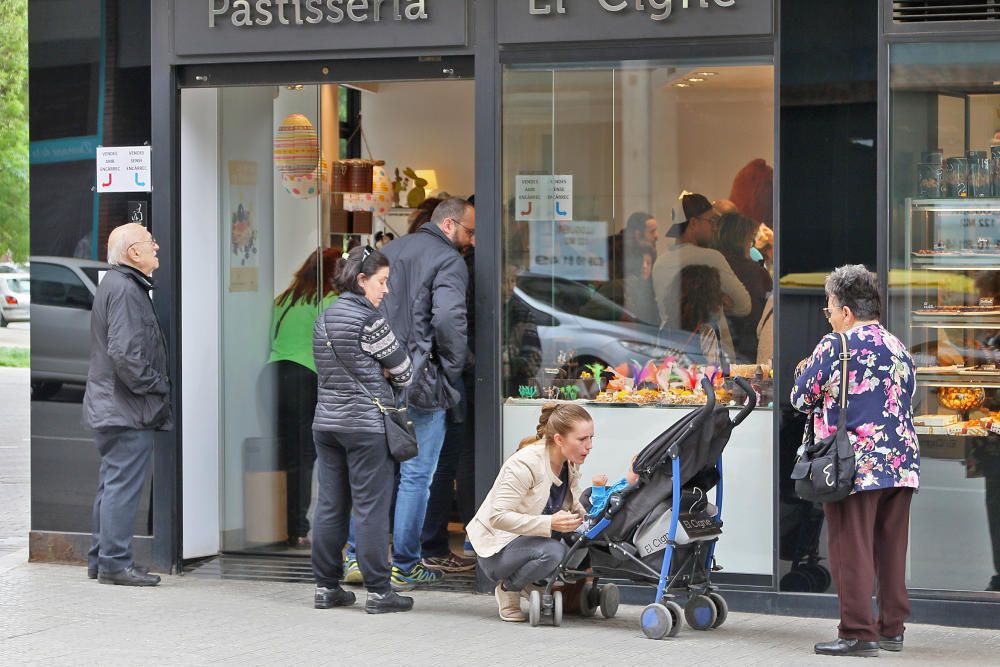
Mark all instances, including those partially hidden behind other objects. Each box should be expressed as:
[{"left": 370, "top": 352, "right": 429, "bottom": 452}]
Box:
[{"left": 587, "top": 478, "right": 630, "bottom": 517}]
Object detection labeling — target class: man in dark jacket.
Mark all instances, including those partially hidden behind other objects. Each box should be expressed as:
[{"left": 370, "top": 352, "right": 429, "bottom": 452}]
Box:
[
  {"left": 378, "top": 196, "right": 474, "bottom": 589},
  {"left": 83, "top": 223, "right": 172, "bottom": 587}
]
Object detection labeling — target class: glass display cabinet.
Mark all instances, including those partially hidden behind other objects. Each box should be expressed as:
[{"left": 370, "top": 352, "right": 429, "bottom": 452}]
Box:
[{"left": 890, "top": 42, "right": 1000, "bottom": 593}]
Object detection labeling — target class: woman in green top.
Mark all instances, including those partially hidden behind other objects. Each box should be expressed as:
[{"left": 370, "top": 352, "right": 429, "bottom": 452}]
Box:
[{"left": 269, "top": 248, "right": 340, "bottom": 548}]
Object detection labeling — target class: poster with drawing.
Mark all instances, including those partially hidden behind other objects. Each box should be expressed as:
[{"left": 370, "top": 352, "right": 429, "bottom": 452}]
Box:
[{"left": 228, "top": 160, "right": 259, "bottom": 292}]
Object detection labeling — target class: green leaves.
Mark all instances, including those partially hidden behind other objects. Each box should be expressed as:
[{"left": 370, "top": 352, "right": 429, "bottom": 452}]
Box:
[{"left": 0, "top": 0, "right": 27, "bottom": 261}]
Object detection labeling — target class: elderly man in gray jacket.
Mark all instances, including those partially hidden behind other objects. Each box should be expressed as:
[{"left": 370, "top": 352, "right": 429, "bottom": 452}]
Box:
[
  {"left": 83, "top": 223, "right": 172, "bottom": 587},
  {"left": 375, "top": 196, "right": 474, "bottom": 589}
]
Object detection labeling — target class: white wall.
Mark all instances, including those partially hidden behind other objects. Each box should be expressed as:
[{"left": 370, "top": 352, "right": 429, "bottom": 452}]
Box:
[
  {"left": 219, "top": 86, "right": 278, "bottom": 534},
  {"left": 180, "top": 88, "right": 221, "bottom": 559},
  {"left": 360, "top": 80, "right": 476, "bottom": 200}
]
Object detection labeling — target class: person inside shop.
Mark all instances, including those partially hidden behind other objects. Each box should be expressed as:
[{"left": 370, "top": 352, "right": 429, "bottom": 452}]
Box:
[
  {"left": 679, "top": 265, "right": 727, "bottom": 368},
  {"left": 717, "top": 212, "right": 772, "bottom": 364},
  {"left": 267, "top": 248, "right": 341, "bottom": 550},
  {"left": 600, "top": 240, "right": 658, "bottom": 325},
  {"left": 406, "top": 197, "right": 443, "bottom": 234},
  {"left": 652, "top": 192, "right": 751, "bottom": 359},
  {"left": 791, "top": 264, "right": 920, "bottom": 657},
  {"left": 311, "top": 244, "right": 414, "bottom": 614},
  {"left": 502, "top": 262, "right": 543, "bottom": 396},
  {"left": 624, "top": 211, "right": 659, "bottom": 264},
  {"left": 469, "top": 403, "right": 592, "bottom": 622}
]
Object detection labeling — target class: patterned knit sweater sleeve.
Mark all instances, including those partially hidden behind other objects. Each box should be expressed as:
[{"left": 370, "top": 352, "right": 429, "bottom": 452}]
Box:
[{"left": 360, "top": 313, "right": 412, "bottom": 388}]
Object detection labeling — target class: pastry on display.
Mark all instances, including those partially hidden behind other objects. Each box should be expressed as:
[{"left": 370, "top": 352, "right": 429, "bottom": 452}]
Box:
[{"left": 936, "top": 386, "right": 986, "bottom": 411}]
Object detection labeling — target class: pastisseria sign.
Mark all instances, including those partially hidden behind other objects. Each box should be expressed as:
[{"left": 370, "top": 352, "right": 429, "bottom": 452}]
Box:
[{"left": 208, "top": 0, "right": 430, "bottom": 27}]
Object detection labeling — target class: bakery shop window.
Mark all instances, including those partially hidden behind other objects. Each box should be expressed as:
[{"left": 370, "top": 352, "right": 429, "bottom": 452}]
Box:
[
  {"left": 889, "top": 41, "right": 1000, "bottom": 594},
  {"left": 500, "top": 60, "right": 775, "bottom": 408}
]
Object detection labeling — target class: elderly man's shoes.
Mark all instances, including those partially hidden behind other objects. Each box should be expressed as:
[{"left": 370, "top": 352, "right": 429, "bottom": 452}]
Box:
[
  {"left": 89, "top": 564, "right": 150, "bottom": 580},
  {"left": 814, "top": 638, "right": 880, "bottom": 657},
  {"left": 878, "top": 635, "right": 903, "bottom": 652},
  {"left": 314, "top": 585, "right": 356, "bottom": 609},
  {"left": 98, "top": 565, "right": 161, "bottom": 587}
]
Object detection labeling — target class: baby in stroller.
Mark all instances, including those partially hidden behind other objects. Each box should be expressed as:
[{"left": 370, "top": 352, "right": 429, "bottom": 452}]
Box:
[{"left": 576, "top": 458, "right": 640, "bottom": 534}]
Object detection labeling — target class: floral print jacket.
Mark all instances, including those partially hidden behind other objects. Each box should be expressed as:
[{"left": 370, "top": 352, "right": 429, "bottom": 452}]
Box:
[{"left": 791, "top": 323, "right": 920, "bottom": 492}]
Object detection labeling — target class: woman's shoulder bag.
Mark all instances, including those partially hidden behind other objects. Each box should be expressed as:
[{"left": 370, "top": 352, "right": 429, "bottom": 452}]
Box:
[
  {"left": 319, "top": 315, "right": 418, "bottom": 463},
  {"left": 790, "top": 332, "right": 856, "bottom": 503}
]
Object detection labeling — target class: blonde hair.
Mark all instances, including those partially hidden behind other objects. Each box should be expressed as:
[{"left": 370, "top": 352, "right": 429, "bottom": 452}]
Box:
[{"left": 518, "top": 402, "right": 593, "bottom": 449}]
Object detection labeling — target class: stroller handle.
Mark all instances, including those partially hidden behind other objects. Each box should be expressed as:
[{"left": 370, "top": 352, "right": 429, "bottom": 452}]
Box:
[
  {"left": 731, "top": 376, "right": 757, "bottom": 426},
  {"left": 700, "top": 377, "right": 717, "bottom": 413}
]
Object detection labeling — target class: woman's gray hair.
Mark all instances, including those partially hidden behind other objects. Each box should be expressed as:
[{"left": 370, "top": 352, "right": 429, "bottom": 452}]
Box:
[{"left": 825, "top": 264, "right": 881, "bottom": 321}]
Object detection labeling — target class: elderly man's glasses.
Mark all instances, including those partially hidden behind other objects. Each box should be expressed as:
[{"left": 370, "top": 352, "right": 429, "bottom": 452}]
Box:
[{"left": 127, "top": 238, "right": 158, "bottom": 252}]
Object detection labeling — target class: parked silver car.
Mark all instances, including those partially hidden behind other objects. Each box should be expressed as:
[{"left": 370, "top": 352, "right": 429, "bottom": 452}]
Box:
[
  {"left": 513, "top": 273, "right": 698, "bottom": 386},
  {"left": 0, "top": 273, "right": 30, "bottom": 326},
  {"left": 30, "top": 256, "right": 110, "bottom": 399}
]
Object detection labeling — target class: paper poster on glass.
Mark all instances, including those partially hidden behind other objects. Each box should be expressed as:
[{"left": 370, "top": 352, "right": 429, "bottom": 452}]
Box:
[
  {"left": 529, "top": 220, "right": 609, "bottom": 281},
  {"left": 228, "top": 160, "right": 259, "bottom": 292},
  {"left": 516, "top": 175, "right": 573, "bottom": 222}
]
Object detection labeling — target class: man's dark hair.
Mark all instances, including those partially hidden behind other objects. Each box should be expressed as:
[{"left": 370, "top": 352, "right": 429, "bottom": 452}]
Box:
[
  {"left": 680, "top": 265, "right": 722, "bottom": 332},
  {"left": 825, "top": 264, "right": 881, "bottom": 321},
  {"left": 335, "top": 245, "right": 389, "bottom": 296}
]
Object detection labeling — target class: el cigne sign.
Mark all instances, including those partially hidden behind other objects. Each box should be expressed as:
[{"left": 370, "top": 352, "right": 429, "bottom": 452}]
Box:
[{"left": 206, "top": 0, "right": 736, "bottom": 28}]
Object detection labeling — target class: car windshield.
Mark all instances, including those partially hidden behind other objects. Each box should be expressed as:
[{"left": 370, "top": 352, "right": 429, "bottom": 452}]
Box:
[
  {"left": 517, "top": 275, "right": 635, "bottom": 323},
  {"left": 6, "top": 278, "right": 29, "bottom": 293}
]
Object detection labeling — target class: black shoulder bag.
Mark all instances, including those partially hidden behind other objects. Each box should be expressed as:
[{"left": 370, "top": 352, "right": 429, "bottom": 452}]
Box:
[
  {"left": 320, "top": 316, "right": 419, "bottom": 463},
  {"left": 790, "top": 332, "right": 856, "bottom": 503}
]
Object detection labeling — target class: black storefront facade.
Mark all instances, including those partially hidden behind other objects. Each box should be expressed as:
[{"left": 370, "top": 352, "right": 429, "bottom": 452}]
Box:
[{"left": 27, "top": 0, "right": 1000, "bottom": 629}]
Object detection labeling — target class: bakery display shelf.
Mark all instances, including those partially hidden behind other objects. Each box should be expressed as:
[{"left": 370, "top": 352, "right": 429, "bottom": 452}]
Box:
[
  {"left": 908, "top": 197, "right": 1000, "bottom": 210},
  {"left": 910, "top": 254, "right": 1000, "bottom": 270},
  {"left": 918, "top": 374, "right": 1000, "bottom": 389}
]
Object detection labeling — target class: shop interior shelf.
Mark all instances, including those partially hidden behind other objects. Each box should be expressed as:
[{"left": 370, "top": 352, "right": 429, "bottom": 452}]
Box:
[
  {"left": 916, "top": 373, "right": 1000, "bottom": 389},
  {"left": 908, "top": 197, "right": 1000, "bottom": 210},
  {"left": 910, "top": 320, "right": 1000, "bottom": 329},
  {"left": 910, "top": 255, "right": 1000, "bottom": 269}
]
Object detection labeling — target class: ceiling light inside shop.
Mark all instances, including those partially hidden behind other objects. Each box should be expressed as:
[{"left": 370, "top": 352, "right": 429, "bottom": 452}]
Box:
[
  {"left": 687, "top": 77, "right": 706, "bottom": 83},
  {"left": 675, "top": 82, "right": 691, "bottom": 88},
  {"left": 286, "top": 84, "right": 304, "bottom": 91},
  {"left": 696, "top": 72, "right": 717, "bottom": 77}
]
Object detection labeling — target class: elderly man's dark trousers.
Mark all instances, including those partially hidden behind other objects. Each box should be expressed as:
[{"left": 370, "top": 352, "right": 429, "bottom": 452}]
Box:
[
  {"left": 823, "top": 487, "right": 914, "bottom": 642},
  {"left": 87, "top": 428, "right": 154, "bottom": 574}
]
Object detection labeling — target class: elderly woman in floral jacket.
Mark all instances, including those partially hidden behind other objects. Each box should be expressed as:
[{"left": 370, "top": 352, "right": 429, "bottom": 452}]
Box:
[{"left": 791, "top": 264, "right": 920, "bottom": 658}]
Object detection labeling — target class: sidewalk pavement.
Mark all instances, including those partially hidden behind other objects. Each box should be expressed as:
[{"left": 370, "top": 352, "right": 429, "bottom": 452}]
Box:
[
  {"left": 0, "top": 367, "right": 29, "bottom": 557},
  {"left": 1, "top": 558, "right": 998, "bottom": 666}
]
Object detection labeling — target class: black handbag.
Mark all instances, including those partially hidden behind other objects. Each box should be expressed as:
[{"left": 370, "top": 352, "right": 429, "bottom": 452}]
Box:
[
  {"left": 320, "top": 317, "right": 419, "bottom": 463},
  {"left": 790, "top": 332, "right": 856, "bottom": 503}
]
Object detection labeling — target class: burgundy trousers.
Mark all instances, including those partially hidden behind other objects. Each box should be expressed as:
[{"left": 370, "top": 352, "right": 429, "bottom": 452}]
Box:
[{"left": 823, "top": 487, "right": 914, "bottom": 642}]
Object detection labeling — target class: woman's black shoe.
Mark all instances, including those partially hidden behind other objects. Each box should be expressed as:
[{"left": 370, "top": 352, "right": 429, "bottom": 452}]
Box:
[
  {"left": 878, "top": 635, "right": 903, "bottom": 652},
  {"left": 314, "top": 585, "right": 356, "bottom": 609},
  {"left": 365, "top": 591, "right": 414, "bottom": 614},
  {"left": 814, "top": 638, "right": 880, "bottom": 657}
]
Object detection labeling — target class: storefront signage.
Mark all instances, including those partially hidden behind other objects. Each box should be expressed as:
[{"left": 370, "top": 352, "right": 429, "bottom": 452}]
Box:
[
  {"left": 529, "top": 0, "right": 735, "bottom": 22},
  {"left": 208, "top": 0, "right": 429, "bottom": 28},
  {"left": 529, "top": 220, "right": 609, "bottom": 281},
  {"left": 172, "top": 0, "right": 467, "bottom": 57},
  {"left": 96, "top": 146, "right": 152, "bottom": 194},
  {"left": 516, "top": 174, "right": 573, "bottom": 222},
  {"left": 499, "top": 0, "right": 771, "bottom": 44}
]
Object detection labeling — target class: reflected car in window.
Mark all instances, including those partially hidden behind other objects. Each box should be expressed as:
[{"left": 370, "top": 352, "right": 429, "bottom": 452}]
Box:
[
  {"left": 30, "top": 256, "right": 109, "bottom": 399},
  {"left": 0, "top": 274, "right": 31, "bottom": 326},
  {"left": 512, "top": 273, "right": 698, "bottom": 387}
]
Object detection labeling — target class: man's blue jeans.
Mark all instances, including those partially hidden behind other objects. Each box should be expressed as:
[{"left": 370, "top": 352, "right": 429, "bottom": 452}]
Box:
[{"left": 347, "top": 406, "right": 447, "bottom": 572}]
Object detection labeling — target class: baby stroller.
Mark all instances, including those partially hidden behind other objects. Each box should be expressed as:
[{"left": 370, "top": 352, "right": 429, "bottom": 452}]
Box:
[{"left": 528, "top": 377, "right": 756, "bottom": 640}]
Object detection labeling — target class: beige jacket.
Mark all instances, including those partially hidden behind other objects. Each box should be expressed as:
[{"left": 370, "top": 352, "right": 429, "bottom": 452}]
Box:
[{"left": 468, "top": 443, "right": 586, "bottom": 558}]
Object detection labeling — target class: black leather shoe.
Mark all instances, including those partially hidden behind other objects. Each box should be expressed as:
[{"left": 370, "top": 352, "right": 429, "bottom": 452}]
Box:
[
  {"left": 89, "top": 564, "right": 150, "bottom": 580},
  {"left": 365, "top": 590, "right": 414, "bottom": 614},
  {"left": 314, "top": 585, "right": 356, "bottom": 609},
  {"left": 879, "top": 635, "right": 903, "bottom": 652},
  {"left": 814, "top": 638, "right": 880, "bottom": 657},
  {"left": 98, "top": 566, "right": 161, "bottom": 587}
]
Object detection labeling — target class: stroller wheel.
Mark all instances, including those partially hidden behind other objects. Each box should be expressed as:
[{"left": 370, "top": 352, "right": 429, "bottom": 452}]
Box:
[
  {"left": 780, "top": 568, "right": 817, "bottom": 593},
  {"left": 599, "top": 584, "right": 620, "bottom": 619},
  {"left": 640, "top": 603, "right": 673, "bottom": 640},
  {"left": 707, "top": 593, "right": 728, "bottom": 628},
  {"left": 665, "top": 600, "right": 684, "bottom": 637},
  {"left": 800, "top": 563, "right": 832, "bottom": 592},
  {"left": 553, "top": 591, "right": 563, "bottom": 627},
  {"left": 528, "top": 590, "right": 542, "bottom": 627},
  {"left": 578, "top": 583, "right": 598, "bottom": 618},
  {"left": 684, "top": 594, "right": 718, "bottom": 631}
]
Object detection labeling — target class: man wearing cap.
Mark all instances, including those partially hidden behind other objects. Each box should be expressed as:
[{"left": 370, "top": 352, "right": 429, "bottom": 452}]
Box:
[{"left": 651, "top": 193, "right": 751, "bottom": 347}]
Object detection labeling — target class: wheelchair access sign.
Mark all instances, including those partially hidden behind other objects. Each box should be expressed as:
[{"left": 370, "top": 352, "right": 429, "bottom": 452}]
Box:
[{"left": 96, "top": 146, "right": 152, "bottom": 193}]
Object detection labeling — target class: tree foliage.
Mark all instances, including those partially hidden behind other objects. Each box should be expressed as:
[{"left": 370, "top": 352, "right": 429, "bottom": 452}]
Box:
[{"left": 0, "top": 0, "right": 28, "bottom": 262}]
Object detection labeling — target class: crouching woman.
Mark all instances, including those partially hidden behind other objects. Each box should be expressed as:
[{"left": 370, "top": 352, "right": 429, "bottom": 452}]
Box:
[{"left": 468, "top": 403, "right": 593, "bottom": 622}]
